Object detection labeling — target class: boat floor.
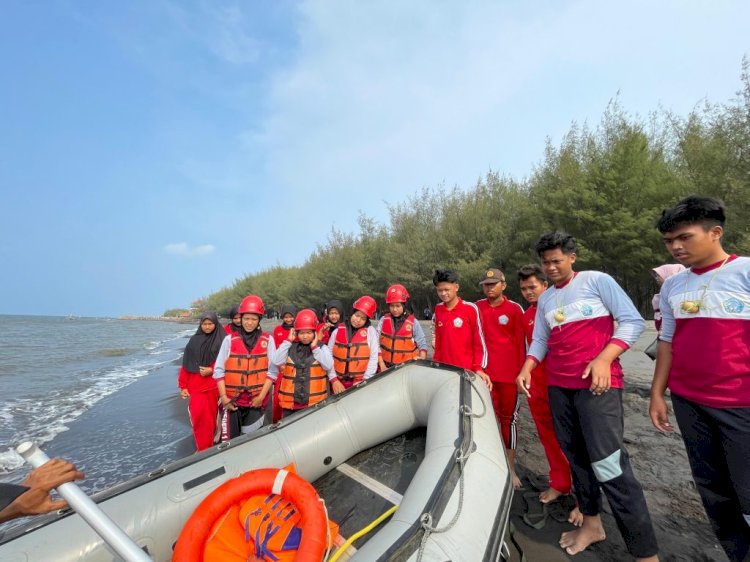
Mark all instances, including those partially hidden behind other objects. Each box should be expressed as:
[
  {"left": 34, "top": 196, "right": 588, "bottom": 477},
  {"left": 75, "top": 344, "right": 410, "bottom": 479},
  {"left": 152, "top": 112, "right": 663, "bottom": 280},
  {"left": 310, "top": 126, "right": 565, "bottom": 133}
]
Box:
[{"left": 313, "top": 427, "right": 426, "bottom": 553}]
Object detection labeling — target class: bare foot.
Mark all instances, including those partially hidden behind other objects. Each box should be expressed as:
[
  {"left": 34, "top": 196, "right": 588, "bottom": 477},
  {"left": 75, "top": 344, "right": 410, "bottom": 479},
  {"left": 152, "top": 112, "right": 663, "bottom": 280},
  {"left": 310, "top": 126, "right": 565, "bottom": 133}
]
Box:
[
  {"left": 559, "top": 515, "right": 606, "bottom": 555},
  {"left": 568, "top": 506, "right": 583, "bottom": 527},
  {"left": 511, "top": 470, "right": 522, "bottom": 490},
  {"left": 539, "top": 487, "right": 563, "bottom": 503}
]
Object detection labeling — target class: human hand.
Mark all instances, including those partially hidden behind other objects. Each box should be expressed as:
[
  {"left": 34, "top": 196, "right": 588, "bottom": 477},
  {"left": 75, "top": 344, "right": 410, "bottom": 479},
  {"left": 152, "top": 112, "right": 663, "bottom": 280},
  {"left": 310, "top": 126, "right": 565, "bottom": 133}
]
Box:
[
  {"left": 331, "top": 380, "right": 346, "bottom": 395},
  {"left": 221, "top": 396, "right": 237, "bottom": 411},
  {"left": 199, "top": 366, "right": 213, "bottom": 377},
  {"left": 475, "top": 370, "right": 492, "bottom": 391},
  {"left": 288, "top": 328, "right": 296, "bottom": 342},
  {"left": 516, "top": 370, "right": 532, "bottom": 398},
  {"left": 582, "top": 358, "right": 611, "bottom": 395},
  {"left": 17, "top": 459, "right": 84, "bottom": 516},
  {"left": 250, "top": 395, "right": 263, "bottom": 409},
  {"left": 649, "top": 394, "right": 673, "bottom": 433},
  {"left": 180, "top": 388, "right": 190, "bottom": 399}
]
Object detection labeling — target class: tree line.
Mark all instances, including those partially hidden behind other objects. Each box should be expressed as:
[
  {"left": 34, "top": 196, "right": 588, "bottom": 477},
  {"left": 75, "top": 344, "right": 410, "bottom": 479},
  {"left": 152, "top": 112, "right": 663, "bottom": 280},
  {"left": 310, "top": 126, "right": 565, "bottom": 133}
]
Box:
[{"left": 197, "top": 59, "right": 750, "bottom": 319}]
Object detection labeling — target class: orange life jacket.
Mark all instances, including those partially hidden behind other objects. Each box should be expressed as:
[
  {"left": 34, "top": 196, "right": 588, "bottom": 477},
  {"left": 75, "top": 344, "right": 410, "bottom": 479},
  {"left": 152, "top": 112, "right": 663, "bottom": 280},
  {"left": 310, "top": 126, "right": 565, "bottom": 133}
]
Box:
[
  {"left": 278, "top": 347, "right": 329, "bottom": 409},
  {"left": 223, "top": 333, "right": 270, "bottom": 400},
  {"left": 379, "top": 314, "right": 418, "bottom": 367},
  {"left": 332, "top": 327, "right": 370, "bottom": 384}
]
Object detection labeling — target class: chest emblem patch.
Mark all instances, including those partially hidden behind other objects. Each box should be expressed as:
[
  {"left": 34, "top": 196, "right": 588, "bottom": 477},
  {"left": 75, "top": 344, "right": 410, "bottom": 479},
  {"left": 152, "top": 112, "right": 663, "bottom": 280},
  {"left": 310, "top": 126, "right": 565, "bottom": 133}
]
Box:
[
  {"left": 723, "top": 297, "right": 744, "bottom": 314},
  {"left": 359, "top": 329, "right": 368, "bottom": 338},
  {"left": 580, "top": 304, "right": 593, "bottom": 317},
  {"left": 453, "top": 318, "right": 464, "bottom": 328},
  {"left": 405, "top": 324, "right": 413, "bottom": 332},
  {"left": 498, "top": 315, "right": 509, "bottom": 325}
]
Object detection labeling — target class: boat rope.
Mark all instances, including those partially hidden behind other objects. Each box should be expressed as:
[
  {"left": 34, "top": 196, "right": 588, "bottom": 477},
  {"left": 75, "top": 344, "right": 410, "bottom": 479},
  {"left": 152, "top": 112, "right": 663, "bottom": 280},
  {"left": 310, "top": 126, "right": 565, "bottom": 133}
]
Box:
[
  {"left": 321, "top": 497, "right": 332, "bottom": 562},
  {"left": 417, "top": 370, "right": 486, "bottom": 561}
]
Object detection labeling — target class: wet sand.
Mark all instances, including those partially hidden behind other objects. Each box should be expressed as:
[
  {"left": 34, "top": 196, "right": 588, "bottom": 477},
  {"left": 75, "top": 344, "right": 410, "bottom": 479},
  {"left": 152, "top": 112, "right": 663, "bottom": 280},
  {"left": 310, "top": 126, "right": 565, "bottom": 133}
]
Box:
[{"left": 510, "top": 323, "right": 727, "bottom": 561}]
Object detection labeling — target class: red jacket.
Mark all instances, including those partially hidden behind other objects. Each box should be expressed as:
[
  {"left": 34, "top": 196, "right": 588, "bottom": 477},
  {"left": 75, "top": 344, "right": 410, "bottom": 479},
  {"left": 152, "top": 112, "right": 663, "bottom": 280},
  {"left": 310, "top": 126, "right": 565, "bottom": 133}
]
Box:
[
  {"left": 433, "top": 298, "right": 487, "bottom": 372},
  {"left": 476, "top": 296, "right": 525, "bottom": 383}
]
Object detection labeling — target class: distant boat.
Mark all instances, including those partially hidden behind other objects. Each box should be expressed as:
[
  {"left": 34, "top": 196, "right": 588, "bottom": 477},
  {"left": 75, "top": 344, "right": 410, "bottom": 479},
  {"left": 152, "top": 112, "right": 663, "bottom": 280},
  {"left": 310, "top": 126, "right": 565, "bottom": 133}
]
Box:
[
  {"left": 0, "top": 361, "right": 513, "bottom": 561},
  {"left": 66, "top": 314, "right": 78, "bottom": 320}
]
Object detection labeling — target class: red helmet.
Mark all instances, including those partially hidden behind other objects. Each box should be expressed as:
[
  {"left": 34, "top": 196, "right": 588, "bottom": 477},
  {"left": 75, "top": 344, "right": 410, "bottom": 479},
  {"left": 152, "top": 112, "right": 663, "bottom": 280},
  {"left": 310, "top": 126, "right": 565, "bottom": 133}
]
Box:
[
  {"left": 385, "top": 284, "right": 410, "bottom": 304},
  {"left": 294, "top": 309, "right": 319, "bottom": 331},
  {"left": 238, "top": 295, "right": 265, "bottom": 316},
  {"left": 352, "top": 296, "right": 377, "bottom": 319}
]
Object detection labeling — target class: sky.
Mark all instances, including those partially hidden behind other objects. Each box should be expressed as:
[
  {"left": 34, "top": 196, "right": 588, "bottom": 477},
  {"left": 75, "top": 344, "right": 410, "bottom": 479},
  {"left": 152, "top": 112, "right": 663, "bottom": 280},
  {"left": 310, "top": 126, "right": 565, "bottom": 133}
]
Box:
[{"left": 1, "top": 1, "right": 748, "bottom": 317}]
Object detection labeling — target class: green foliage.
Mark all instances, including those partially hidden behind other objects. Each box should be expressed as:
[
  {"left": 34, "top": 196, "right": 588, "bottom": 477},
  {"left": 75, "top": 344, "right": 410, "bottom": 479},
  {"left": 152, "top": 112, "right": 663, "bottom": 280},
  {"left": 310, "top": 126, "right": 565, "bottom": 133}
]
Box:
[{"left": 200, "top": 60, "right": 750, "bottom": 318}]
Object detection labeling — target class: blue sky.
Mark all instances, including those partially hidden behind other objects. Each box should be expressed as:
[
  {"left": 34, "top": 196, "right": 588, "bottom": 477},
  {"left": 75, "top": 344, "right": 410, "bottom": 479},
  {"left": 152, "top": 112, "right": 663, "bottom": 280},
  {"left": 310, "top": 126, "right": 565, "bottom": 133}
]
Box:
[{"left": 1, "top": 1, "right": 748, "bottom": 317}]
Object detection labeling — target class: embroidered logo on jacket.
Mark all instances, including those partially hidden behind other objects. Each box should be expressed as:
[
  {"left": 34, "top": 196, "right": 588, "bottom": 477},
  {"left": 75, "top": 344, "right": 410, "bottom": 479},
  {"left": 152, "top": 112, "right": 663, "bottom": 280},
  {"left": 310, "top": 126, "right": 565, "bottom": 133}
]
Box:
[
  {"left": 453, "top": 318, "right": 463, "bottom": 328},
  {"left": 580, "top": 304, "right": 593, "bottom": 317},
  {"left": 498, "top": 315, "right": 509, "bottom": 325},
  {"left": 723, "top": 297, "right": 744, "bottom": 314}
]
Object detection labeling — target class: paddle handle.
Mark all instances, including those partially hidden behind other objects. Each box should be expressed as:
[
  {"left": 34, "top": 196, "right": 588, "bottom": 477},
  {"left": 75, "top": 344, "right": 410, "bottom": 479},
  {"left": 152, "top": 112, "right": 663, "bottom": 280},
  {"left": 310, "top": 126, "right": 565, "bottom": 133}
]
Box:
[{"left": 16, "top": 442, "right": 152, "bottom": 562}]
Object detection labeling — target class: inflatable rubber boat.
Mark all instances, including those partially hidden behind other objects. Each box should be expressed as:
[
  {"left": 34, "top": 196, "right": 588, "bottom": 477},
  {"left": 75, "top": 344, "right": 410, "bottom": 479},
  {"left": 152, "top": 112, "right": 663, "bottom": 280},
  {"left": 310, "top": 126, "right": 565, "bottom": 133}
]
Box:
[{"left": 0, "top": 361, "right": 513, "bottom": 561}]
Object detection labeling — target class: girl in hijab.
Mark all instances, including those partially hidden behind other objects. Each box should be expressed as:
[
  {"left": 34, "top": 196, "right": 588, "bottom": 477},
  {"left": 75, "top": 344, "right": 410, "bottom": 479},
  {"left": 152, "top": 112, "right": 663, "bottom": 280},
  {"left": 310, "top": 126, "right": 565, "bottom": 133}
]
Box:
[
  {"left": 223, "top": 305, "right": 241, "bottom": 335},
  {"left": 317, "top": 299, "right": 345, "bottom": 345},
  {"left": 329, "top": 296, "right": 380, "bottom": 391},
  {"left": 651, "top": 263, "right": 686, "bottom": 333},
  {"left": 213, "top": 295, "right": 276, "bottom": 439},
  {"left": 377, "top": 284, "right": 428, "bottom": 371},
  {"left": 178, "top": 311, "right": 225, "bottom": 452}
]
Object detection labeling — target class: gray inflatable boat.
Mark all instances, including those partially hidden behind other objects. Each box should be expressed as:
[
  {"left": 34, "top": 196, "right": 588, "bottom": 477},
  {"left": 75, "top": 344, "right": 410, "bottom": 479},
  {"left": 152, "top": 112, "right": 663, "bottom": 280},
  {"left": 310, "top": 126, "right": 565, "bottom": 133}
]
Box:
[{"left": 0, "top": 361, "right": 513, "bottom": 561}]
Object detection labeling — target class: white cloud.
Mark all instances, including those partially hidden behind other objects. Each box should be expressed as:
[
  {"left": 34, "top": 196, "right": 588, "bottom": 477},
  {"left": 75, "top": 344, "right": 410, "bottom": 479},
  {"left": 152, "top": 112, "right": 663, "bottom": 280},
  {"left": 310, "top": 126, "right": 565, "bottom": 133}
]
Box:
[{"left": 163, "top": 242, "right": 216, "bottom": 257}]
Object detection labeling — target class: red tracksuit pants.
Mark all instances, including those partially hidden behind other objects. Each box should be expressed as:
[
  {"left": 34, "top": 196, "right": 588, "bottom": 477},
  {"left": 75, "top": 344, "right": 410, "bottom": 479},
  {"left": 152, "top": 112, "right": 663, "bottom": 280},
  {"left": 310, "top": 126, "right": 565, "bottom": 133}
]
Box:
[
  {"left": 490, "top": 382, "right": 521, "bottom": 450},
  {"left": 188, "top": 387, "right": 219, "bottom": 451},
  {"left": 528, "top": 372, "right": 572, "bottom": 494}
]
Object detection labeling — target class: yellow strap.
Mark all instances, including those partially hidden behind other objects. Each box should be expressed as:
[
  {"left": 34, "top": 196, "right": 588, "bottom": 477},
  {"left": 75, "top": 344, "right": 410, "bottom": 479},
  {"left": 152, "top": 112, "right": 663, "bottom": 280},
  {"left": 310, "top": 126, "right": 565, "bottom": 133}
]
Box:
[{"left": 328, "top": 505, "right": 398, "bottom": 562}]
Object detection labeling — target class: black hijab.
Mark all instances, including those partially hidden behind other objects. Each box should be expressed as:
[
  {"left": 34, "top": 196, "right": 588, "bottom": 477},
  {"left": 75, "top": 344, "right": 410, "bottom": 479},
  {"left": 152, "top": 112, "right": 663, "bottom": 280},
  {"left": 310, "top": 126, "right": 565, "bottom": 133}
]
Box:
[
  {"left": 226, "top": 306, "right": 241, "bottom": 334},
  {"left": 182, "top": 312, "right": 225, "bottom": 372},
  {"left": 279, "top": 304, "right": 297, "bottom": 327},
  {"left": 240, "top": 314, "right": 263, "bottom": 352}
]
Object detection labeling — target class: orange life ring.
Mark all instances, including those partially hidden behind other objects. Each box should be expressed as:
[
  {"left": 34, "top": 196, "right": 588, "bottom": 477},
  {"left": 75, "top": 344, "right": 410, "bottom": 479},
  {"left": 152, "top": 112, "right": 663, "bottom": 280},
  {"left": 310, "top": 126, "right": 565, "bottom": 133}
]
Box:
[{"left": 173, "top": 468, "right": 328, "bottom": 562}]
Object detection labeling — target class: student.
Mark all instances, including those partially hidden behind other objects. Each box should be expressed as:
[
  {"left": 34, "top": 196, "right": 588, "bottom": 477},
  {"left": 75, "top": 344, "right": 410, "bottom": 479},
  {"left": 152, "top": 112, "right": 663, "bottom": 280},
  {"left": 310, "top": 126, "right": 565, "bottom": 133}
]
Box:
[
  {"left": 475, "top": 268, "right": 525, "bottom": 488},
  {"left": 224, "top": 306, "right": 241, "bottom": 335},
  {"left": 518, "top": 264, "right": 582, "bottom": 525},
  {"left": 516, "top": 232, "right": 657, "bottom": 560},
  {"left": 329, "top": 296, "right": 380, "bottom": 389},
  {"left": 649, "top": 264, "right": 685, "bottom": 334},
  {"left": 178, "top": 311, "right": 224, "bottom": 451},
  {"left": 317, "top": 299, "right": 345, "bottom": 346},
  {"left": 0, "top": 459, "right": 84, "bottom": 523},
  {"left": 213, "top": 295, "right": 276, "bottom": 439},
  {"left": 650, "top": 196, "right": 749, "bottom": 562},
  {"left": 377, "top": 284, "right": 428, "bottom": 371},
  {"left": 271, "top": 304, "right": 297, "bottom": 422},
  {"left": 273, "top": 304, "right": 298, "bottom": 346},
  {"left": 432, "top": 268, "right": 492, "bottom": 389},
  {"left": 270, "top": 309, "right": 343, "bottom": 417}
]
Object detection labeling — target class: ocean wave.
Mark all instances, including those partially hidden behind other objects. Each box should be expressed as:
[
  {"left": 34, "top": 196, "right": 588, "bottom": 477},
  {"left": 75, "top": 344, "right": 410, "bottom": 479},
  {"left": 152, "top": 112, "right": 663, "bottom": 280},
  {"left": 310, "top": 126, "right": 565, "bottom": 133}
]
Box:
[{"left": 0, "top": 356, "right": 181, "bottom": 474}]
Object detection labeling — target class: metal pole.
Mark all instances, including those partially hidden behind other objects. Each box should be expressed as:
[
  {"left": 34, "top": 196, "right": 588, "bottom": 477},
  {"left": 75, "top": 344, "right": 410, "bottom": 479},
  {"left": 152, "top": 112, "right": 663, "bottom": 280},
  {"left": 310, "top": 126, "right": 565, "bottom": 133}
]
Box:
[{"left": 16, "top": 442, "right": 152, "bottom": 562}]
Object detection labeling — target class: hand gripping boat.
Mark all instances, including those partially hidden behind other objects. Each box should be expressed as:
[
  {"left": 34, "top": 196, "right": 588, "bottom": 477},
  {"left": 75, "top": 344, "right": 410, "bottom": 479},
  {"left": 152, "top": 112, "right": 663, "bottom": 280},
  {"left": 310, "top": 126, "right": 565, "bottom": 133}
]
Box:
[{"left": 0, "top": 361, "right": 514, "bottom": 561}]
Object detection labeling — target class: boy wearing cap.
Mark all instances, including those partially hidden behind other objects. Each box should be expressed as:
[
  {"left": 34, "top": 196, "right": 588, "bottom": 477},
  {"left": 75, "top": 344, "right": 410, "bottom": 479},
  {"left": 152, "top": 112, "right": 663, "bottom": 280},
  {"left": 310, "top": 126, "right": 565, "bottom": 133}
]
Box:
[
  {"left": 432, "top": 268, "right": 492, "bottom": 389},
  {"left": 476, "top": 268, "right": 525, "bottom": 489}
]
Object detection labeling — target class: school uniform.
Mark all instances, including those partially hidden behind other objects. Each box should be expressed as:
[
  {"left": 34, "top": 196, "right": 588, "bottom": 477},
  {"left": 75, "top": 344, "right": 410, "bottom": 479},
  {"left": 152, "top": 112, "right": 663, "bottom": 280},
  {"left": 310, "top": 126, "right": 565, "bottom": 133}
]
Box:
[
  {"left": 476, "top": 296, "right": 525, "bottom": 450},
  {"left": 528, "top": 271, "right": 657, "bottom": 558},
  {"left": 659, "top": 255, "right": 750, "bottom": 562},
  {"left": 433, "top": 298, "right": 487, "bottom": 372}
]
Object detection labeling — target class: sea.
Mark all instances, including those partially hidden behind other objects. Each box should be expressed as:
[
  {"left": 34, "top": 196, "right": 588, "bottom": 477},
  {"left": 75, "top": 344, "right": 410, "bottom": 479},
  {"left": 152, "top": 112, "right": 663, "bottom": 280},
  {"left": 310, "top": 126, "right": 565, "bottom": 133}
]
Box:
[{"left": 0, "top": 315, "right": 196, "bottom": 496}]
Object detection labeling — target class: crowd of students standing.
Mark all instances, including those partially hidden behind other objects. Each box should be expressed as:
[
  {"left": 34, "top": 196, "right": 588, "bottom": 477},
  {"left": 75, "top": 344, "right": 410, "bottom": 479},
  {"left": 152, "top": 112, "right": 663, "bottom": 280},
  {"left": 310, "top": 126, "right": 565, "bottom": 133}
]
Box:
[{"left": 175, "top": 195, "right": 749, "bottom": 562}]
